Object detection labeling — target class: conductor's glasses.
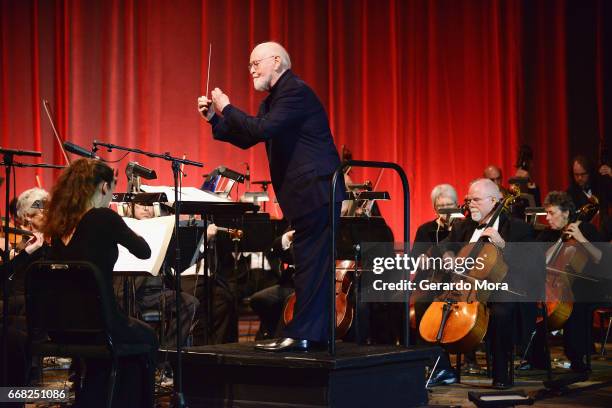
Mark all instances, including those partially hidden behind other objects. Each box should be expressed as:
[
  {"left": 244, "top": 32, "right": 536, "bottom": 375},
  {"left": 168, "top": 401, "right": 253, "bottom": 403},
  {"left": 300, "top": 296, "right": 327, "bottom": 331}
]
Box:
[{"left": 248, "top": 56, "right": 277, "bottom": 71}]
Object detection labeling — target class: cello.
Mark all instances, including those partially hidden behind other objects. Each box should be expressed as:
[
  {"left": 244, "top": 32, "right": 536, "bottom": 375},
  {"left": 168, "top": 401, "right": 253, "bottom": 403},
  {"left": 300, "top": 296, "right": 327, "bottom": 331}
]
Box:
[
  {"left": 418, "top": 187, "right": 520, "bottom": 353},
  {"left": 538, "top": 200, "right": 599, "bottom": 330},
  {"left": 283, "top": 259, "right": 355, "bottom": 338}
]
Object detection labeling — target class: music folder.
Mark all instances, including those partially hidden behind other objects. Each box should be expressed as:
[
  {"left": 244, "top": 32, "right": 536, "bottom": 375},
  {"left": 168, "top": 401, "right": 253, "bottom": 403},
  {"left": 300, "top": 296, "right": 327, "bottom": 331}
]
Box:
[{"left": 114, "top": 215, "right": 175, "bottom": 276}]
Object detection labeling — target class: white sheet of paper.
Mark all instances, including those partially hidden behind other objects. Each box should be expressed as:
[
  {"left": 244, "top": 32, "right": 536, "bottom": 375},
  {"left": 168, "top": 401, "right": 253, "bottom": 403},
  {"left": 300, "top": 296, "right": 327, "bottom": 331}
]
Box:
[
  {"left": 114, "top": 215, "right": 175, "bottom": 275},
  {"left": 181, "top": 259, "right": 208, "bottom": 276}
]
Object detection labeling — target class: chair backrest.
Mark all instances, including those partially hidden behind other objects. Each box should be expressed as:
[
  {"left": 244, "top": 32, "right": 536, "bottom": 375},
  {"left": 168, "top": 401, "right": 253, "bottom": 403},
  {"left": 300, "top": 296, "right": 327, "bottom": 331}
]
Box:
[{"left": 25, "top": 261, "right": 117, "bottom": 345}]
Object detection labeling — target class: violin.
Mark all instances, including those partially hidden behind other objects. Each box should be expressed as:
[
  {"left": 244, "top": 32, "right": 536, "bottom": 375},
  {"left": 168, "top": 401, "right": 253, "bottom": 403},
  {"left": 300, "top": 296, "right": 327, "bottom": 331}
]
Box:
[
  {"left": 418, "top": 187, "right": 520, "bottom": 353},
  {"left": 1, "top": 214, "right": 35, "bottom": 252},
  {"left": 215, "top": 226, "right": 244, "bottom": 240},
  {"left": 538, "top": 202, "right": 597, "bottom": 330},
  {"left": 283, "top": 259, "right": 355, "bottom": 338}
]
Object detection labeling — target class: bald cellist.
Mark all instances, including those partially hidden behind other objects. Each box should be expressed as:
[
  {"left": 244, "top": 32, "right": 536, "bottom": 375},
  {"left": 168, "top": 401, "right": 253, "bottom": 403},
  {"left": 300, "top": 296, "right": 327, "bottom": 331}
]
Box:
[{"left": 431, "top": 178, "right": 542, "bottom": 389}]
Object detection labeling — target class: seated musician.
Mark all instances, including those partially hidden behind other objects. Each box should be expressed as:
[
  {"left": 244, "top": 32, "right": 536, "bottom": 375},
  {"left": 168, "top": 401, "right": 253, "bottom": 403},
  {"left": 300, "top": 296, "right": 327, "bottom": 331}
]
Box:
[
  {"left": 250, "top": 229, "right": 296, "bottom": 340},
  {"left": 567, "top": 155, "right": 611, "bottom": 228},
  {"left": 114, "top": 202, "right": 200, "bottom": 347},
  {"left": 43, "top": 158, "right": 157, "bottom": 408},
  {"left": 483, "top": 165, "right": 505, "bottom": 190},
  {"left": 529, "top": 191, "right": 608, "bottom": 373},
  {"left": 412, "top": 184, "right": 458, "bottom": 259},
  {"left": 181, "top": 223, "right": 240, "bottom": 345},
  {"left": 435, "top": 178, "right": 541, "bottom": 389},
  {"left": 484, "top": 164, "right": 541, "bottom": 218},
  {"left": 1, "top": 188, "right": 48, "bottom": 320},
  {"left": 0, "top": 188, "right": 48, "bottom": 390},
  {"left": 412, "top": 184, "right": 462, "bottom": 385},
  {"left": 514, "top": 167, "right": 541, "bottom": 206}
]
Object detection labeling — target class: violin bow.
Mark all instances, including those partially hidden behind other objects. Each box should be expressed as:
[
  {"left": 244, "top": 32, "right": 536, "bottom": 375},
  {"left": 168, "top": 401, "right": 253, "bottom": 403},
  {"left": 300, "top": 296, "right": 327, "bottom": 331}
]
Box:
[{"left": 42, "top": 99, "right": 71, "bottom": 164}]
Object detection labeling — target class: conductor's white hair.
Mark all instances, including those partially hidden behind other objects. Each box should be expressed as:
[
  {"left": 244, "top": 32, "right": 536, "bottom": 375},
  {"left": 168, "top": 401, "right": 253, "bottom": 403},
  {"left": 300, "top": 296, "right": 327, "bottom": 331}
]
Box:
[{"left": 258, "top": 41, "right": 292, "bottom": 70}]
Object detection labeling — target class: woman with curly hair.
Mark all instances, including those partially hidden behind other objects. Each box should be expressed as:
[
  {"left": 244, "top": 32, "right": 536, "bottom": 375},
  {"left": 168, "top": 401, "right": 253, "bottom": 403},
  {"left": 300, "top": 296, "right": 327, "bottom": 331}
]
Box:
[{"left": 43, "top": 158, "right": 156, "bottom": 407}]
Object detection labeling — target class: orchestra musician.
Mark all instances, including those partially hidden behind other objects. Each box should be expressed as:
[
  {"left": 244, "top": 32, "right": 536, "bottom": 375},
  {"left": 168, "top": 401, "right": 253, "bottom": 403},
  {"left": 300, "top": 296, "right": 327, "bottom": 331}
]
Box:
[
  {"left": 567, "top": 155, "right": 611, "bottom": 227},
  {"left": 198, "top": 41, "right": 345, "bottom": 352},
  {"left": 0, "top": 188, "right": 49, "bottom": 321},
  {"left": 249, "top": 229, "right": 296, "bottom": 340},
  {"left": 436, "top": 178, "right": 543, "bottom": 389},
  {"left": 412, "top": 184, "right": 461, "bottom": 385},
  {"left": 42, "top": 158, "right": 157, "bottom": 408},
  {"left": 527, "top": 191, "right": 609, "bottom": 372},
  {"left": 181, "top": 223, "right": 240, "bottom": 345},
  {"left": 115, "top": 203, "right": 200, "bottom": 347},
  {"left": 0, "top": 188, "right": 48, "bottom": 392},
  {"left": 412, "top": 184, "right": 458, "bottom": 259},
  {"left": 484, "top": 163, "right": 541, "bottom": 218},
  {"left": 483, "top": 165, "right": 504, "bottom": 189}
]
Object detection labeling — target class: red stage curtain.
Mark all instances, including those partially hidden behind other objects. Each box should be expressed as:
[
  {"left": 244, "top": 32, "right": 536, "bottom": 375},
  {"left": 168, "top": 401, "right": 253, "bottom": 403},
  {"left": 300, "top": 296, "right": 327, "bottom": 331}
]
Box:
[{"left": 1, "top": 0, "right": 608, "bottom": 240}]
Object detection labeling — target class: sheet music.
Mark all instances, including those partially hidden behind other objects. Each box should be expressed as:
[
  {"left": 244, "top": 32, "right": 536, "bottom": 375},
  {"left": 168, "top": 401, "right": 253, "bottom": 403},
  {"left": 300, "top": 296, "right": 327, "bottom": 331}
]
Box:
[
  {"left": 140, "top": 185, "right": 229, "bottom": 203},
  {"left": 114, "top": 215, "right": 175, "bottom": 275}
]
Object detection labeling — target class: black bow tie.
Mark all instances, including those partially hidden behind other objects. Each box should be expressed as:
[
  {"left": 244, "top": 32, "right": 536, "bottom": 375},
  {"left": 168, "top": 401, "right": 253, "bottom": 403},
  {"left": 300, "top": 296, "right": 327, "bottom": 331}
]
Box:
[{"left": 475, "top": 223, "right": 487, "bottom": 230}]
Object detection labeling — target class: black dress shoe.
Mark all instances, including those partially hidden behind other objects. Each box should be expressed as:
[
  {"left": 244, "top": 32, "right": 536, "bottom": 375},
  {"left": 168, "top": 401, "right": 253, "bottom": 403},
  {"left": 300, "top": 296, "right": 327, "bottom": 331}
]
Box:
[
  {"left": 255, "top": 337, "right": 315, "bottom": 352},
  {"left": 254, "top": 338, "right": 280, "bottom": 348},
  {"left": 427, "top": 369, "right": 458, "bottom": 387}
]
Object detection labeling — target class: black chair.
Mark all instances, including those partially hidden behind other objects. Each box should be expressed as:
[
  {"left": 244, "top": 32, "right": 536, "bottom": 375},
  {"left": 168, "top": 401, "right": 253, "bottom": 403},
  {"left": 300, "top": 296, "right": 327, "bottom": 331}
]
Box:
[{"left": 25, "top": 261, "right": 154, "bottom": 408}]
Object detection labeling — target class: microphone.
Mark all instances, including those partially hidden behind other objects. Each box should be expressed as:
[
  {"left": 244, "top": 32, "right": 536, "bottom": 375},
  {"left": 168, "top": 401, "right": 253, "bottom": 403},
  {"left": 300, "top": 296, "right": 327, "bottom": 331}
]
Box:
[
  {"left": 126, "top": 161, "right": 157, "bottom": 180},
  {"left": 63, "top": 141, "right": 98, "bottom": 159}
]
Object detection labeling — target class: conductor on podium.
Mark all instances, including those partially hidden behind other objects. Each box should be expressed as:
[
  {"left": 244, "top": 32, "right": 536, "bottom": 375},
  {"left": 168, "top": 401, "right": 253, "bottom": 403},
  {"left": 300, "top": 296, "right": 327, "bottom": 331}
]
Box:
[{"left": 198, "top": 41, "right": 345, "bottom": 352}]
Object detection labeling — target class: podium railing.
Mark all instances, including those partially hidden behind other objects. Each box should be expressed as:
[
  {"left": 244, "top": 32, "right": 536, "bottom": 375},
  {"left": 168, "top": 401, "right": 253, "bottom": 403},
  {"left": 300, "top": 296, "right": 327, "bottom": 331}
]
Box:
[{"left": 329, "top": 160, "right": 410, "bottom": 355}]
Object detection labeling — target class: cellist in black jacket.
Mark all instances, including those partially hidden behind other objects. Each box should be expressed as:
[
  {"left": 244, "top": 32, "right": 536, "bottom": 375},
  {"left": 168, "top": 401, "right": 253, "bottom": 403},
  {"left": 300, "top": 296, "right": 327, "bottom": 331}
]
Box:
[{"left": 437, "top": 178, "right": 543, "bottom": 388}]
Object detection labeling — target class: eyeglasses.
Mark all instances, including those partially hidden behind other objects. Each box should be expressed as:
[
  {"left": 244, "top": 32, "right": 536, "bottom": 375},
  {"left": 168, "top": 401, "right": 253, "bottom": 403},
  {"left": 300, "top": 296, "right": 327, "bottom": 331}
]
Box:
[
  {"left": 465, "top": 196, "right": 493, "bottom": 205},
  {"left": 248, "top": 56, "right": 277, "bottom": 71},
  {"left": 435, "top": 202, "right": 456, "bottom": 211}
]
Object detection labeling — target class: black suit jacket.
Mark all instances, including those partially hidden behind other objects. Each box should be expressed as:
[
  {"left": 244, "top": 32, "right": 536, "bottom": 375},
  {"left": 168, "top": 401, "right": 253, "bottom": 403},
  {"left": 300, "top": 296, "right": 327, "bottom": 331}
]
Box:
[{"left": 210, "top": 70, "right": 345, "bottom": 221}]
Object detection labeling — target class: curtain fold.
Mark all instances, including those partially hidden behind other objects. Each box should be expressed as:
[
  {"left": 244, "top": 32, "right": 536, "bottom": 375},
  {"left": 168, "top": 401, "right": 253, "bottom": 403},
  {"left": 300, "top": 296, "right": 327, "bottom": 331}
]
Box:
[{"left": 1, "top": 0, "right": 608, "bottom": 239}]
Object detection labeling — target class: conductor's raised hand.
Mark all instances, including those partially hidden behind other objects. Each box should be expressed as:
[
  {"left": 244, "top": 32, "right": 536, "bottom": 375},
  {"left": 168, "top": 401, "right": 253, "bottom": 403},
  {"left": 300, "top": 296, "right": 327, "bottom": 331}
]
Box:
[
  {"left": 211, "top": 88, "right": 230, "bottom": 113},
  {"left": 197, "top": 95, "right": 212, "bottom": 118}
]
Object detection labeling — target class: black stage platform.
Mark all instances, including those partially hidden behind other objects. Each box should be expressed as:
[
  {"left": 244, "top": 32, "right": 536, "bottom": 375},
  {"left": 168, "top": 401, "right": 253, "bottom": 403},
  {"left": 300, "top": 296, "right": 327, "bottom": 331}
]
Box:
[{"left": 162, "top": 342, "right": 439, "bottom": 407}]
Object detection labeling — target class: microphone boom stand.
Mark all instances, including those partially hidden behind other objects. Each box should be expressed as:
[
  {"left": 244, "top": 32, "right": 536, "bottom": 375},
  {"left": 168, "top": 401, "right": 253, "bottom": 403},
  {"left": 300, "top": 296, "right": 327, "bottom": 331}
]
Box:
[{"left": 93, "top": 140, "right": 202, "bottom": 408}]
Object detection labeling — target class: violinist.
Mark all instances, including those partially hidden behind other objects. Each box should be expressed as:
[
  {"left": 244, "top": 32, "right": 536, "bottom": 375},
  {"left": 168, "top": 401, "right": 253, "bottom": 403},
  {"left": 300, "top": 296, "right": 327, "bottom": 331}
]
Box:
[
  {"left": 567, "top": 155, "right": 611, "bottom": 227},
  {"left": 43, "top": 158, "right": 157, "bottom": 408},
  {"left": 437, "top": 178, "right": 540, "bottom": 389},
  {"left": 531, "top": 191, "right": 607, "bottom": 373},
  {"left": 0, "top": 188, "right": 48, "bottom": 322}
]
